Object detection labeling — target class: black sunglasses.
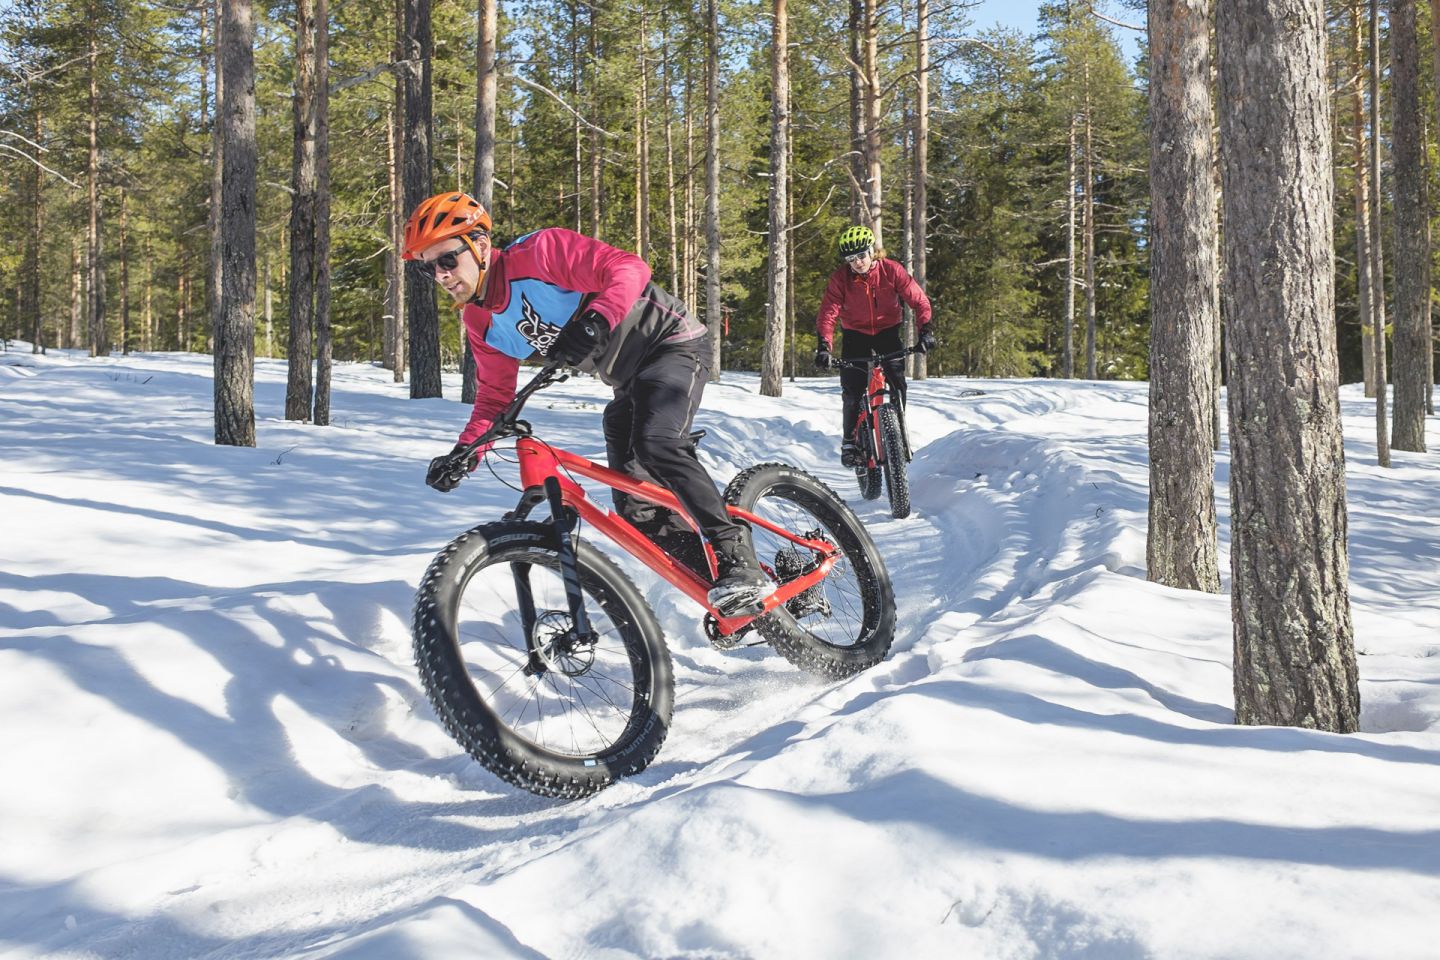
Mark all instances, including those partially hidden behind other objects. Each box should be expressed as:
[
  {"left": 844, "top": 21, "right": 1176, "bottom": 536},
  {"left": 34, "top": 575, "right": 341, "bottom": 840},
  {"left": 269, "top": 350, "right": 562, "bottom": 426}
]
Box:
[{"left": 416, "top": 244, "right": 469, "bottom": 277}]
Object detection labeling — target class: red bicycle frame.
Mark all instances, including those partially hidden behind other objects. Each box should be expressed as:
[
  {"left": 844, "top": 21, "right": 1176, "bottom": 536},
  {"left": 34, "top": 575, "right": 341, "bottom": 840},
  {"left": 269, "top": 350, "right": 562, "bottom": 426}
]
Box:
[
  {"left": 514, "top": 438, "right": 840, "bottom": 637},
  {"left": 853, "top": 364, "right": 891, "bottom": 469}
]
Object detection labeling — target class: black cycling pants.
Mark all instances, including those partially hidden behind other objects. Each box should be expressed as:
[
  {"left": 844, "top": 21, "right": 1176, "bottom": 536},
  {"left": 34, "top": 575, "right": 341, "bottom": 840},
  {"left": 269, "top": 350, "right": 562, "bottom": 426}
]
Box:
[
  {"left": 602, "top": 337, "right": 743, "bottom": 555},
  {"left": 839, "top": 326, "right": 907, "bottom": 441}
]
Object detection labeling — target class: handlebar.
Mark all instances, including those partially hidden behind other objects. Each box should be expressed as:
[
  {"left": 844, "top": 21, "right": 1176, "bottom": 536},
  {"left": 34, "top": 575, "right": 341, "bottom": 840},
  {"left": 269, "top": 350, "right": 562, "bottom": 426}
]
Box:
[
  {"left": 831, "top": 346, "right": 918, "bottom": 370},
  {"left": 453, "top": 360, "right": 568, "bottom": 460}
]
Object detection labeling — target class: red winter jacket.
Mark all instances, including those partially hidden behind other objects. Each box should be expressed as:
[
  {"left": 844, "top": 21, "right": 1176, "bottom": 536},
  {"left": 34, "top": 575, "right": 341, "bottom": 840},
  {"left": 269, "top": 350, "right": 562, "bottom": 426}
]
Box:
[{"left": 814, "top": 257, "right": 932, "bottom": 347}]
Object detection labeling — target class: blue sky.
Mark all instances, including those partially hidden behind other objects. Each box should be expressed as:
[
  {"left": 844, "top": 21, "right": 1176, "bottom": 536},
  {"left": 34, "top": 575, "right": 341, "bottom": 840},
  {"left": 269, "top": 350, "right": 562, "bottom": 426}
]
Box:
[{"left": 967, "top": 0, "right": 1145, "bottom": 64}]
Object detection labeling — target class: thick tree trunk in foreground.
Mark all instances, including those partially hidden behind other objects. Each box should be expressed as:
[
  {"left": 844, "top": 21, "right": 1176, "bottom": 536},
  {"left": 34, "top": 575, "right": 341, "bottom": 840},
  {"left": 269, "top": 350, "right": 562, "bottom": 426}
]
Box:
[
  {"left": 215, "top": 0, "right": 257, "bottom": 447},
  {"left": 1217, "top": 0, "right": 1359, "bottom": 731}
]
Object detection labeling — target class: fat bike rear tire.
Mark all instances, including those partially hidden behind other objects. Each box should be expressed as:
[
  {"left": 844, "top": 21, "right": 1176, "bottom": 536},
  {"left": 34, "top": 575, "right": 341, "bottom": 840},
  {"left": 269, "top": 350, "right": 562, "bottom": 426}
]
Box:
[{"left": 724, "top": 464, "right": 896, "bottom": 679}]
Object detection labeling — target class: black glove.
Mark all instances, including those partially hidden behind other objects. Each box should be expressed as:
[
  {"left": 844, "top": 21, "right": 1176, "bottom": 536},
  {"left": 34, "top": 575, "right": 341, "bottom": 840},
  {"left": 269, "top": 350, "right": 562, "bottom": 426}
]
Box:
[
  {"left": 915, "top": 326, "right": 937, "bottom": 354},
  {"left": 814, "top": 343, "right": 834, "bottom": 370},
  {"left": 549, "top": 310, "right": 612, "bottom": 366},
  {"left": 426, "top": 443, "right": 479, "bottom": 493}
]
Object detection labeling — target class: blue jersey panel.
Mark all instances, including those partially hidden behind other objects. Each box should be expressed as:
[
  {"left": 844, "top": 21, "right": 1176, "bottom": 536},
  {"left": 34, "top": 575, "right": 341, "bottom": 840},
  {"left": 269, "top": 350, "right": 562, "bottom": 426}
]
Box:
[{"left": 484, "top": 277, "right": 585, "bottom": 359}]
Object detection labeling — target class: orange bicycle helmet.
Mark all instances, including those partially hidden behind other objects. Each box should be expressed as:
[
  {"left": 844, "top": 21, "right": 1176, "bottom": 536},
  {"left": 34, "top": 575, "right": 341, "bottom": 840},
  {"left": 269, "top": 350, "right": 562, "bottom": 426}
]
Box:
[{"left": 402, "top": 192, "right": 493, "bottom": 261}]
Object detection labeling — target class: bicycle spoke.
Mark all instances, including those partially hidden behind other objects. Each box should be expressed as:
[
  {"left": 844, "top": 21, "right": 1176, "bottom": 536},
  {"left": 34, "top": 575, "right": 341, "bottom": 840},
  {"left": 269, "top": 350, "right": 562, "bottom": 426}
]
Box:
[{"left": 451, "top": 554, "right": 642, "bottom": 758}]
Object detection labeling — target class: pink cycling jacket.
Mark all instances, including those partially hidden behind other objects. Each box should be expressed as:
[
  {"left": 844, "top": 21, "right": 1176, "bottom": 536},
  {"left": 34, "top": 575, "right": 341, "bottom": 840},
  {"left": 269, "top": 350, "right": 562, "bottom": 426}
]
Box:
[{"left": 456, "top": 227, "right": 705, "bottom": 445}]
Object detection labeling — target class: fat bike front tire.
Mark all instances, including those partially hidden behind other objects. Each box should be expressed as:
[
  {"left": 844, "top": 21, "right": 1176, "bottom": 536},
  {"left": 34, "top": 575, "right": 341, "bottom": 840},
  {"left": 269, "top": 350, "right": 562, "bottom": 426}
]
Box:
[
  {"left": 412, "top": 521, "right": 673, "bottom": 799},
  {"left": 877, "top": 403, "right": 911, "bottom": 519}
]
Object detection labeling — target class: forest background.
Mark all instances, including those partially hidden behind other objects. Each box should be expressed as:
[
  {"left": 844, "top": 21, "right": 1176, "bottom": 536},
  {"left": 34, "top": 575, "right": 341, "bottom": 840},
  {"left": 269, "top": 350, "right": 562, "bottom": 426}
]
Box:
[{"left": 0, "top": 0, "right": 1435, "bottom": 389}]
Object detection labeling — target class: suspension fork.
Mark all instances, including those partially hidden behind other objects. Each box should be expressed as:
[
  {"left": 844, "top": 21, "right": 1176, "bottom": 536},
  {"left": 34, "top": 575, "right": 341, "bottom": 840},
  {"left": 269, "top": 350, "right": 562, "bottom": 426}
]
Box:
[
  {"left": 544, "top": 476, "right": 595, "bottom": 639},
  {"left": 514, "top": 478, "right": 595, "bottom": 677}
]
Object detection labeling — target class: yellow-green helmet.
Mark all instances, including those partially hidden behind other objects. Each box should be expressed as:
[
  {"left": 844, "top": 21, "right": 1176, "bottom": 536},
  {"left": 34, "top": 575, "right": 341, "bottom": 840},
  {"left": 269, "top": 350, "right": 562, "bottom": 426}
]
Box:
[{"left": 836, "top": 224, "right": 875, "bottom": 259}]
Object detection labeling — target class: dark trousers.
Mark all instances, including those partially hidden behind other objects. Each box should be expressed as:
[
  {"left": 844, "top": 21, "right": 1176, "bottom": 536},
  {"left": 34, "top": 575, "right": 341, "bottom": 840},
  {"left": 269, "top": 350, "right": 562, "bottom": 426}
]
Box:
[
  {"left": 602, "top": 337, "right": 742, "bottom": 564},
  {"left": 839, "top": 326, "right": 907, "bottom": 441}
]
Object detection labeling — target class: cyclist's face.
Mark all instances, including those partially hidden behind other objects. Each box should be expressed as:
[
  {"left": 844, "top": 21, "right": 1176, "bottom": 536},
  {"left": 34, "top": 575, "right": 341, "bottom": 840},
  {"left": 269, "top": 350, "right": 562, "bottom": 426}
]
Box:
[
  {"left": 845, "top": 247, "right": 876, "bottom": 274},
  {"left": 419, "top": 234, "right": 488, "bottom": 303}
]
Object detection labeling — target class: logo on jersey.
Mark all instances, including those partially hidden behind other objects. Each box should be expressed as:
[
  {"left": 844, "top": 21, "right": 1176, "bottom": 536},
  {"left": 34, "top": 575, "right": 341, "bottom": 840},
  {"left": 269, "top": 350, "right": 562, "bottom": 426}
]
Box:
[{"left": 517, "top": 292, "right": 565, "bottom": 356}]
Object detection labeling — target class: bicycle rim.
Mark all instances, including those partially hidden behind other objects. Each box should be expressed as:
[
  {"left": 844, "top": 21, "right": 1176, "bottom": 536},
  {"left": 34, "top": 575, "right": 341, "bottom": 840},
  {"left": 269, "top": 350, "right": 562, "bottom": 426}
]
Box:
[{"left": 453, "top": 548, "right": 650, "bottom": 759}]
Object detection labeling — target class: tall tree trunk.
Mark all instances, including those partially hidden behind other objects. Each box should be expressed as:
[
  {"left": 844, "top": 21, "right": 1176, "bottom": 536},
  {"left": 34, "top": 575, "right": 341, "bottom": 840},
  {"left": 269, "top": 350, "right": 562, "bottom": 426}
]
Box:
[
  {"left": 1369, "top": 0, "right": 1391, "bottom": 464},
  {"left": 286, "top": 0, "right": 317, "bottom": 421},
  {"left": 636, "top": 5, "right": 651, "bottom": 259},
  {"left": 913, "top": 0, "right": 929, "bottom": 380},
  {"left": 862, "top": 0, "right": 883, "bottom": 246},
  {"left": 1147, "top": 0, "right": 1221, "bottom": 594},
  {"left": 848, "top": 0, "right": 864, "bottom": 221},
  {"left": 787, "top": 101, "right": 796, "bottom": 381},
  {"left": 87, "top": 16, "right": 106, "bottom": 357},
  {"left": 177, "top": 252, "right": 187, "bottom": 350},
  {"left": 466, "top": 0, "right": 497, "bottom": 407},
  {"left": 571, "top": 2, "right": 582, "bottom": 232},
  {"left": 119, "top": 188, "right": 130, "bottom": 355},
  {"left": 312, "top": 0, "right": 332, "bottom": 426},
  {"left": 1064, "top": 112, "right": 1077, "bottom": 379},
  {"left": 1352, "top": 1, "right": 1377, "bottom": 399},
  {"left": 1083, "top": 73, "right": 1097, "bottom": 379},
  {"left": 143, "top": 240, "right": 153, "bottom": 352},
  {"left": 1217, "top": 0, "right": 1359, "bottom": 731},
  {"left": 684, "top": 60, "right": 696, "bottom": 307},
  {"left": 760, "top": 0, "right": 788, "bottom": 398},
  {"left": 1389, "top": 0, "right": 1429, "bottom": 452},
  {"left": 704, "top": 0, "right": 722, "bottom": 379},
  {"left": 262, "top": 253, "right": 272, "bottom": 357},
  {"left": 403, "top": 0, "right": 441, "bottom": 397},
  {"left": 1430, "top": 0, "right": 1440, "bottom": 412},
  {"left": 589, "top": 3, "right": 602, "bottom": 237},
  {"left": 26, "top": 110, "right": 43, "bottom": 353},
  {"left": 209, "top": 0, "right": 224, "bottom": 359},
  {"left": 216, "top": 0, "right": 257, "bottom": 447},
  {"left": 386, "top": 101, "right": 406, "bottom": 381},
  {"left": 662, "top": 24, "right": 679, "bottom": 290},
  {"left": 70, "top": 240, "right": 81, "bottom": 349}
]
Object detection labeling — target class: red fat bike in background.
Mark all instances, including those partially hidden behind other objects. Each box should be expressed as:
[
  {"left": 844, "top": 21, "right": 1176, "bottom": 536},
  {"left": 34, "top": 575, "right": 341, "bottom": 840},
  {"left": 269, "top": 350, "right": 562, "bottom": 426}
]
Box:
[
  {"left": 835, "top": 347, "right": 917, "bottom": 520},
  {"left": 412, "top": 364, "right": 896, "bottom": 800}
]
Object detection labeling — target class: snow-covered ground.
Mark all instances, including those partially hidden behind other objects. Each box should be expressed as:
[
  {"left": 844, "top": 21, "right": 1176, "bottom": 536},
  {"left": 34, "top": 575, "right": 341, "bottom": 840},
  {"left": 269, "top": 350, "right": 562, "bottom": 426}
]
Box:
[{"left": 2, "top": 341, "right": 1438, "bottom": 960}]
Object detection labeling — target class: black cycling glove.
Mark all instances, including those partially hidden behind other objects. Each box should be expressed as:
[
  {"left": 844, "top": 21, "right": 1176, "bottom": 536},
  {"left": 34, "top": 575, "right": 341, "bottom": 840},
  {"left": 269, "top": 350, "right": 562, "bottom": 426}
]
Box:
[
  {"left": 426, "top": 443, "right": 479, "bottom": 493},
  {"left": 550, "top": 310, "right": 612, "bottom": 366}
]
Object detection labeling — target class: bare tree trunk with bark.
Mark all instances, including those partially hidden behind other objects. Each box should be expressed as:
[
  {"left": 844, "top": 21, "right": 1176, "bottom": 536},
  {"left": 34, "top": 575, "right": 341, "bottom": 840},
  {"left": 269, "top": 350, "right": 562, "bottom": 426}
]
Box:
[
  {"left": 87, "top": 19, "right": 106, "bottom": 357},
  {"left": 312, "top": 0, "right": 332, "bottom": 426},
  {"left": 760, "top": 0, "right": 788, "bottom": 398},
  {"left": 1147, "top": 0, "right": 1221, "bottom": 594},
  {"left": 913, "top": 0, "right": 929, "bottom": 380},
  {"left": 26, "top": 111, "right": 43, "bottom": 353},
  {"left": 1217, "top": 0, "right": 1359, "bottom": 731},
  {"left": 215, "top": 0, "right": 257, "bottom": 447},
  {"left": 1369, "top": 0, "right": 1391, "bottom": 465},
  {"left": 119, "top": 189, "right": 129, "bottom": 354},
  {"left": 1083, "top": 75, "right": 1097, "bottom": 379},
  {"left": 466, "top": 0, "right": 498, "bottom": 407},
  {"left": 861, "top": 0, "right": 883, "bottom": 246},
  {"left": 402, "top": 0, "right": 441, "bottom": 397},
  {"left": 209, "top": 0, "right": 224, "bottom": 358},
  {"left": 286, "top": 0, "right": 317, "bottom": 421},
  {"left": 70, "top": 241, "right": 81, "bottom": 349},
  {"left": 1064, "top": 112, "right": 1077, "bottom": 379},
  {"left": 662, "top": 22, "right": 679, "bottom": 290},
  {"left": 1389, "top": 0, "right": 1429, "bottom": 452},
  {"left": 704, "top": 0, "right": 722, "bottom": 379},
  {"left": 1351, "top": 2, "right": 1377, "bottom": 399},
  {"left": 848, "top": 0, "right": 863, "bottom": 221}
]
